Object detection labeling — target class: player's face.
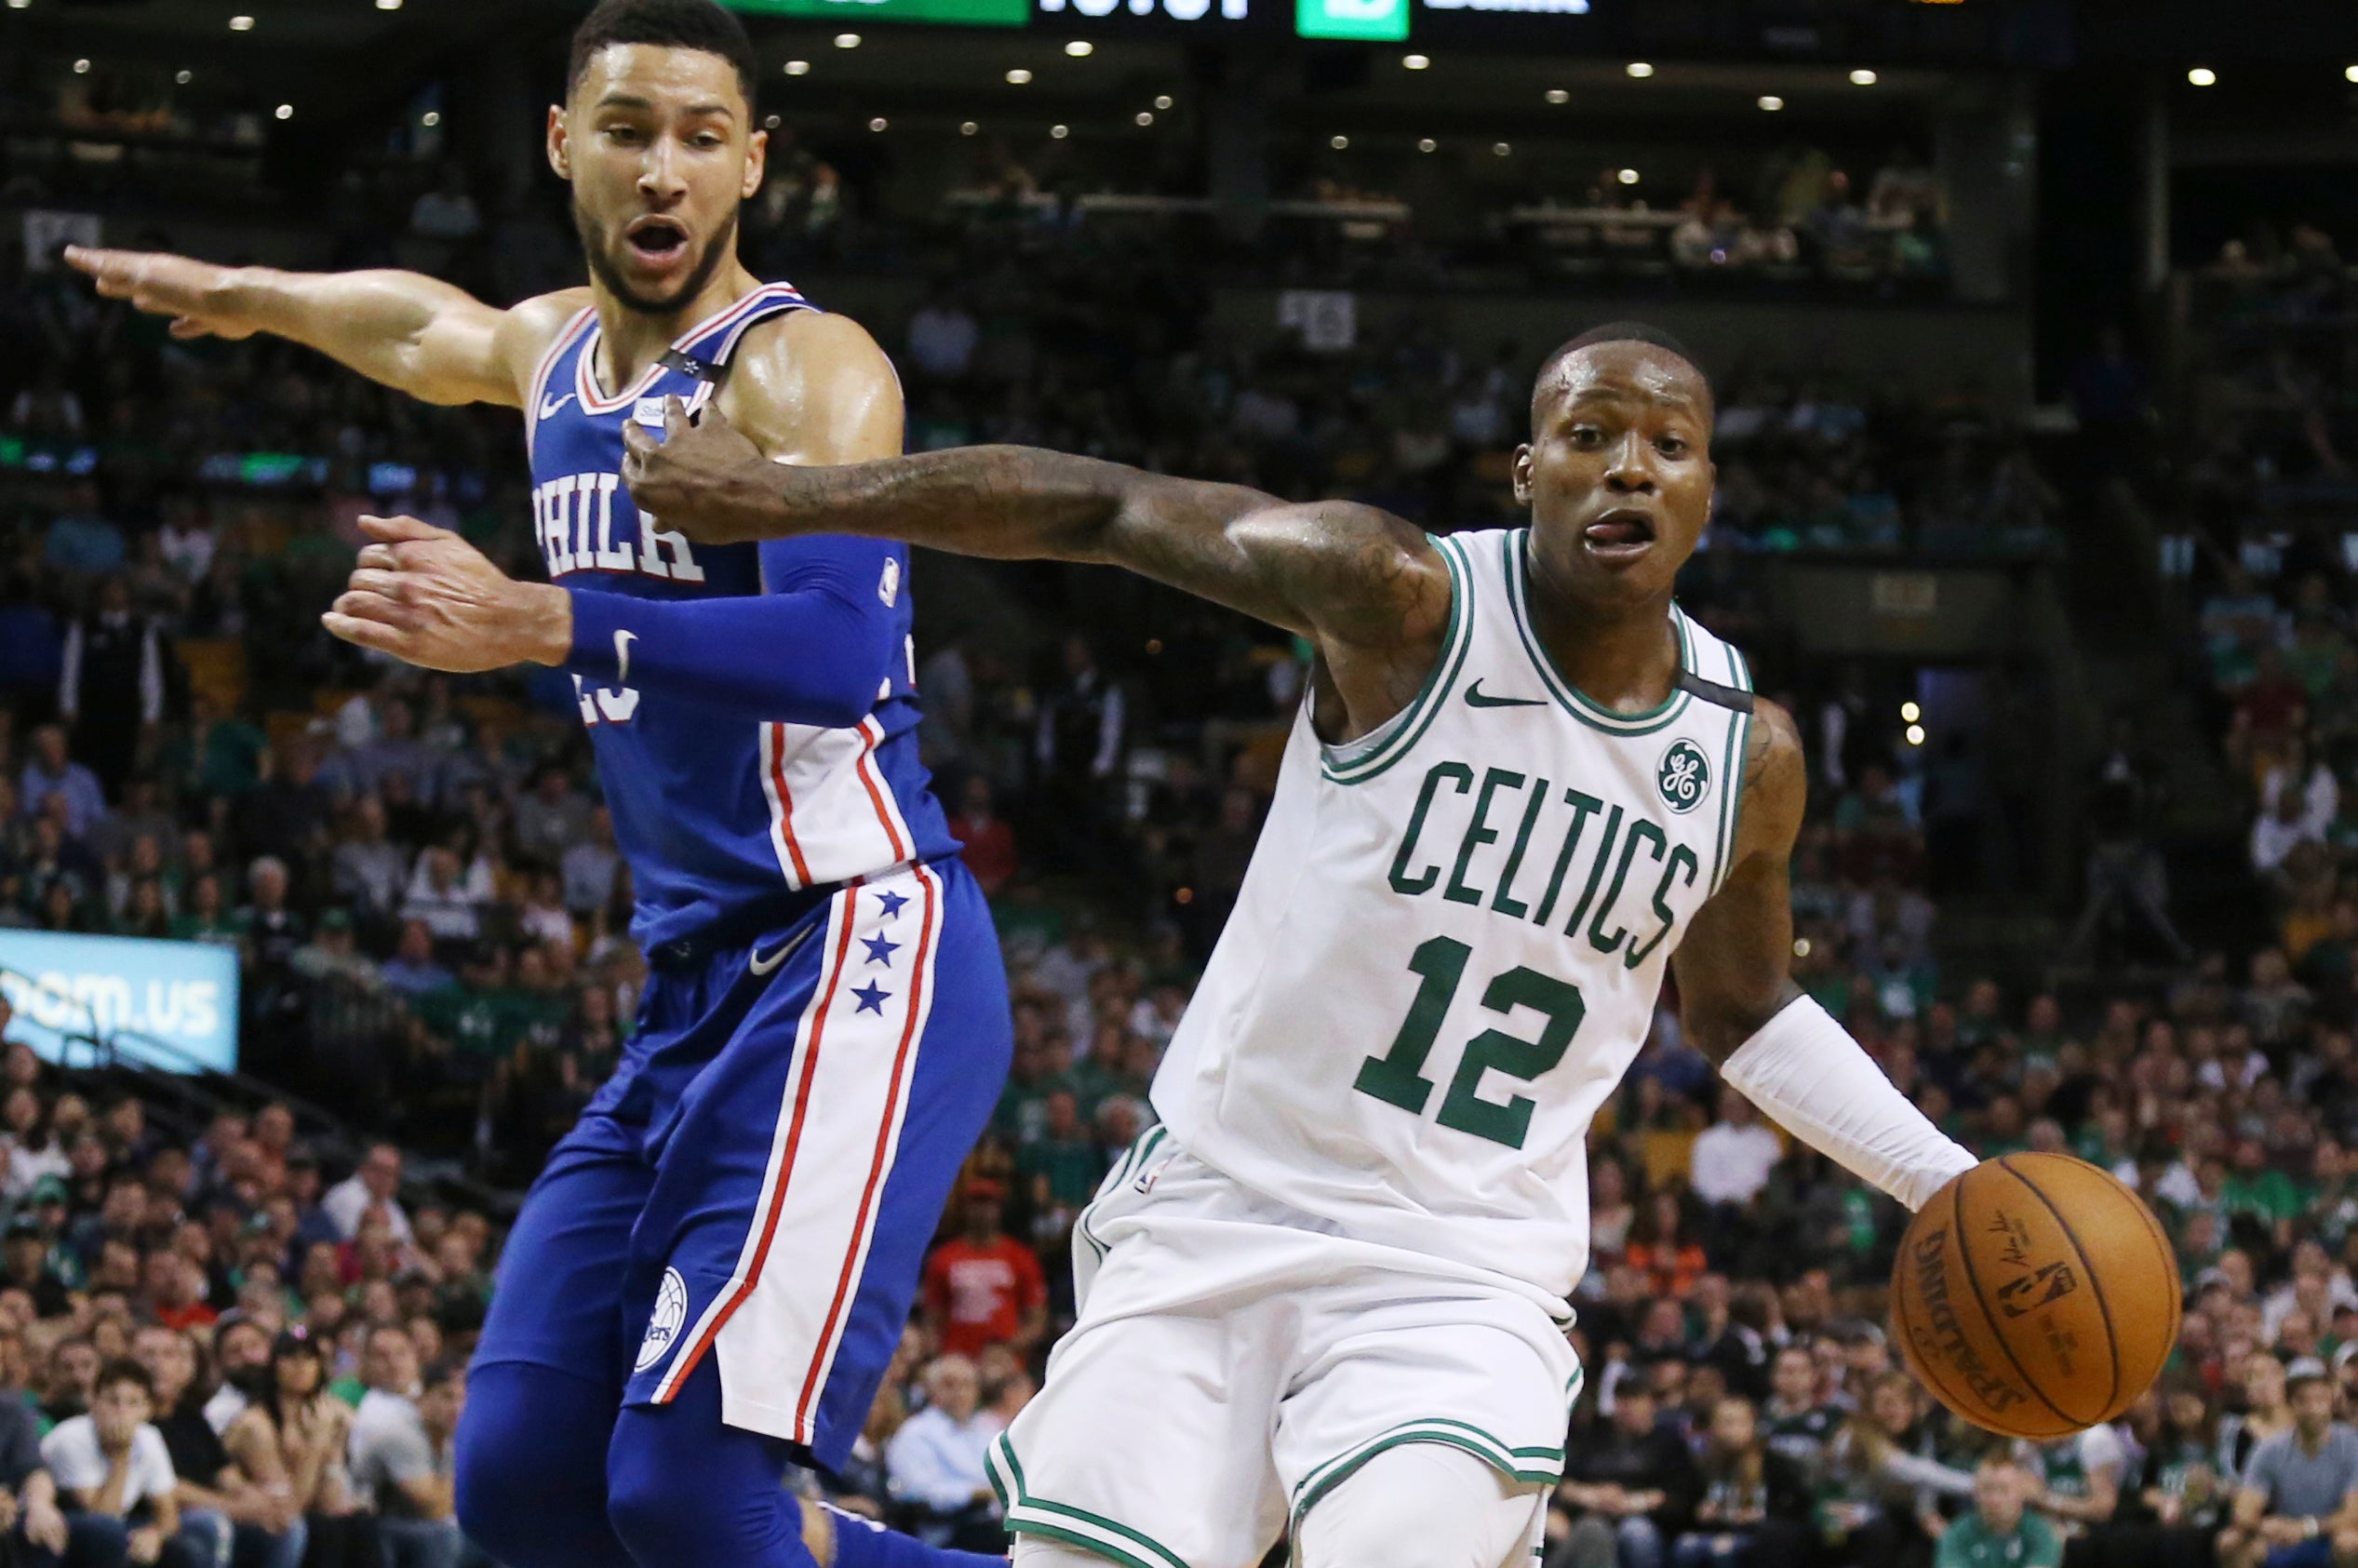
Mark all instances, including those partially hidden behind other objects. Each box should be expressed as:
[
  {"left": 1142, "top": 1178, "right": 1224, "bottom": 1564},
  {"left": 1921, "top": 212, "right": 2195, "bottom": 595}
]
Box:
[
  {"left": 554, "top": 44, "right": 767, "bottom": 315},
  {"left": 1515, "top": 343, "right": 1713, "bottom": 606}
]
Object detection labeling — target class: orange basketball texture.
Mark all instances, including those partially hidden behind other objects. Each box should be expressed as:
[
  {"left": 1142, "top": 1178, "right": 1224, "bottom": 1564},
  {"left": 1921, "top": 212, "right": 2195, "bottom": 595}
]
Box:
[{"left": 1890, "top": 1153, "right": 2180, "bottom": 1439}]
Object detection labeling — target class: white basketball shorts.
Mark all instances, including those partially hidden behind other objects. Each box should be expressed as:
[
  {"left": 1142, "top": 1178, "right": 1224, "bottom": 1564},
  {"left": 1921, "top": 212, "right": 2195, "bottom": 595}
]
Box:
[{"left": 986, "top": 1128, "right": 1584, "bottom": 1568}]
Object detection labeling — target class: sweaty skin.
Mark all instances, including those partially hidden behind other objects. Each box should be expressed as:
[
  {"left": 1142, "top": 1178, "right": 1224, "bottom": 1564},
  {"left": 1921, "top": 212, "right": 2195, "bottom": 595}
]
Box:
[
  {"left": 620, "top": 338, "right": 1811, "bottom": 1062},
  {"left": 64, "top": 41, "right": 900, "bottom": 677}
]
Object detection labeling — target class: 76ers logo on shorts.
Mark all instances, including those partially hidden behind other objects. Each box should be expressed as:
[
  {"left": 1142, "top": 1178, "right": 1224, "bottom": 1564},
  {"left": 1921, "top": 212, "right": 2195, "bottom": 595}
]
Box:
[
  {"left": 1656, "top": 738, "right": 1710, "bottom": 814},
  {"left": 636, "top": 1267, "right": 690, "bottom": 1374}
]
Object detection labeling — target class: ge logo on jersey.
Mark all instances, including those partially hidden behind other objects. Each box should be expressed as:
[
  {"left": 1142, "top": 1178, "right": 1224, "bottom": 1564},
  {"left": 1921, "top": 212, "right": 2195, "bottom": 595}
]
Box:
[
  {"left": 1656, "top": 739, "right": 1710, "bottom": 813},
  {"left": 636, "top": 1267, "right": 690, "bottom": 1373}
]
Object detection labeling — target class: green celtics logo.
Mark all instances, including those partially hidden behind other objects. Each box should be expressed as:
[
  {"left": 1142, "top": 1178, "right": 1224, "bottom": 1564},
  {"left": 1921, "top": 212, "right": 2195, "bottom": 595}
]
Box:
[{"left": 1656, "top": 738, "right": 1710, "bottom": 813}]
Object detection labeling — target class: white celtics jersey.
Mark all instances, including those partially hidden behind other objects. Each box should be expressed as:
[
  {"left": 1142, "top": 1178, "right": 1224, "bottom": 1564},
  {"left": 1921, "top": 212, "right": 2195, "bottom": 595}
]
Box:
[{"left": 1152, "top": 526, "right": 1756, "bottom": 1302}]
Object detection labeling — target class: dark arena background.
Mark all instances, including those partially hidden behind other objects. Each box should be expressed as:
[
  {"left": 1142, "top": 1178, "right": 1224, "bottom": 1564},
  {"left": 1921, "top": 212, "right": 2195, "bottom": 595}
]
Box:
[{"left": 3, "top": 0, "right": 2358, "bottom": 1562}]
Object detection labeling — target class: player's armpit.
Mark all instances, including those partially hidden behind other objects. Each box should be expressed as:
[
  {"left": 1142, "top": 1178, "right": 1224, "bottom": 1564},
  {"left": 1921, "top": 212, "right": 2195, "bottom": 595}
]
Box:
[{"left": 1669, "top": 698, "right": 1809, "bottom": 1065}]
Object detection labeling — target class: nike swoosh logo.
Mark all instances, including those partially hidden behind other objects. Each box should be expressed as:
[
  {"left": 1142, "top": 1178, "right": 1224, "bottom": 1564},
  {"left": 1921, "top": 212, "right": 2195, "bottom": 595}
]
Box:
[
  {"left": 539, "top": 393, "right": 574, "bottom": 421},
  {"left": 614, "top": 629, "right": 636, "bottom": 683},
  {"left": 1464, "top": 680, "right": 1547, "bottom": 709},
  {"left": 749, "top": 925, "right": 814, "bottom": 977}
]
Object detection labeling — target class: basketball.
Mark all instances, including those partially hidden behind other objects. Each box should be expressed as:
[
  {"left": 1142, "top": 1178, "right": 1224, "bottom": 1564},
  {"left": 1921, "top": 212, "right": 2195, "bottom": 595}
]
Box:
[{"left": 1891, "top": 1153, "right": 2180, "bottom": 1440}]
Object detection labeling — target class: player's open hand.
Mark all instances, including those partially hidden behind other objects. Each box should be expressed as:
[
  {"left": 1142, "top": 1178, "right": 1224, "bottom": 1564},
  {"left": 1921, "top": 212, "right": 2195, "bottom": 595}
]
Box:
[
  {"left": 622, "top": 395, "right": 780, "bottom": 544},
  {"left": 324, "top": 514, "right": 572, "bottom": 673},
  {"left": 63, "top": 246, "right": 261, "bottom": 341}
]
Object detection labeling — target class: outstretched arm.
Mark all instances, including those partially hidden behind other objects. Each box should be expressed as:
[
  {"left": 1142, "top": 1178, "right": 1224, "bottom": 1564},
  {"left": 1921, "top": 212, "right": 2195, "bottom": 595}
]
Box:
[
  {"left": 619, "top": 401, "right": 1454, "bottom": 723},
  {"left": 64, "top": 246, "right": 573, "bottom": 408},
  {"left": 1674, "top": 700, "right": 1978, "bottom": 1212}
]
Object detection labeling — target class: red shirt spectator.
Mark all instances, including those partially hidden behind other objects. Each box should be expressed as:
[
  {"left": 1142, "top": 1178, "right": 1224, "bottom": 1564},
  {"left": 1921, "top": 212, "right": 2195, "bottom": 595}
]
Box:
[
  {"left": 921, "top": 1182, "right": 1046, "bottom": 1358},
  {"left": 946, "top": 778, "right": 1017, "bottom": 899}
]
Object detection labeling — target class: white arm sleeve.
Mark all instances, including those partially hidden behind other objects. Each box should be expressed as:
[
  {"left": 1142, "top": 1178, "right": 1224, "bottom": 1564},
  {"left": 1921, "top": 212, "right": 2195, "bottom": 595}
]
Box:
[{"left": 1719, "top": 995, "right": 1979, "bottom": 1212}]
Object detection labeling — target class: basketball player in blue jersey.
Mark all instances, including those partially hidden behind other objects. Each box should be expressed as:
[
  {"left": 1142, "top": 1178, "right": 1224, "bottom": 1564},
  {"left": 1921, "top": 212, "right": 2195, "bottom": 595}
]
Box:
[{"left": 67, "top": 6, "right": 1012, "bottom": 1568}]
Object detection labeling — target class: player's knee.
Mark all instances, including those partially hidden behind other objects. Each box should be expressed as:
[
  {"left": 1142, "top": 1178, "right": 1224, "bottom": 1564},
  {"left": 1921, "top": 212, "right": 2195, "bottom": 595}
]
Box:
[
  {"left": 453, "top": 1363, "right": 618, "bottom": 1568},
  {"left": 1298, "top": 1443, "right": 1541, "bottom": 1568},
  {"left": 605, "top": 1406, "right": 809, "bottom": 1568}
]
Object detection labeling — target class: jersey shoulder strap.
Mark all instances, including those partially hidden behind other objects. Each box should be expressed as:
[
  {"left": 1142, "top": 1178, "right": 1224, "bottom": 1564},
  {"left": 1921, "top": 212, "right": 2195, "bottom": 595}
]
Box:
[{"left": 665, "top": 281, "right": 818, "bottom": 384}]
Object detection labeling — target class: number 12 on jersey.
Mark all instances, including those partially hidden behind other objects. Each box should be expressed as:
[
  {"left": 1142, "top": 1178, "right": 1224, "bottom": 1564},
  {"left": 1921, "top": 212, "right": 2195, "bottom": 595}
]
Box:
[{"left": 1352, "top": 936, "right": 1586, "bottom": 1150}]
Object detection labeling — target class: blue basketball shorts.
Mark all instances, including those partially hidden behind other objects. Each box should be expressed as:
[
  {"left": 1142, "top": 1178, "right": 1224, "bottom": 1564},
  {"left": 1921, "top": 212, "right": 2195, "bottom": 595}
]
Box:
[{"left": 472, "top": 859, "right": 1012, "bottom": 1468}]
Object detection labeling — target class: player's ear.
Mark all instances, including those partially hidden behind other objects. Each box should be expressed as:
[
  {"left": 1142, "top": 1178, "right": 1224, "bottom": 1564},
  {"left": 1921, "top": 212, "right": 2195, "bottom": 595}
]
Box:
[
  {"left": 546, "top": 105, "right": 570, "bottom": 180},
  {"left": 1510, "top": 443, "right": 1534, "bottom": 506},
  {"left": 743, "top": 126, "right": 768, "bottom": 202}
]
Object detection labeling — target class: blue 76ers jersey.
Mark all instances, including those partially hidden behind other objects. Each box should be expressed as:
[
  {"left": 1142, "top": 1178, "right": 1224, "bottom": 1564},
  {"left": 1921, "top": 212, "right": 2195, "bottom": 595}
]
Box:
[{"left": 524, "top": 282, "right": 957, "bottom": 949}]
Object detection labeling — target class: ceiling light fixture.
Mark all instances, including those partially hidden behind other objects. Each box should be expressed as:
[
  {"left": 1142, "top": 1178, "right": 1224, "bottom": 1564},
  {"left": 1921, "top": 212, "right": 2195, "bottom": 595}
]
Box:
[
  {"left": 784, "top": 60, "right": 811, "bottom": 74},
  {"left": 1065, "top": 39, "right": 1092, "bottom": 56},
  {"left": 1626, "top": 61, "right": 1654, "bottom": 78},
  {"left": 1007, "top": 67, "right": 1032, "bottom": 83},
  {"left": 1401, "top": 53, "right": 1429, "bottom": 70},
  {"left": 833, "top": 32, "right": 861, "bottom": 47},
  {"left": 1758, "top": 94, "right": 1783, "bottom": 110}
]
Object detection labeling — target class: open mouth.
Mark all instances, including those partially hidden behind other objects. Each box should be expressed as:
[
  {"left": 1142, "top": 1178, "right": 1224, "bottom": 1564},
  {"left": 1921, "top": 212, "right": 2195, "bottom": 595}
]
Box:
[
  {"left": 1583, "top": 508, "right": 1658, "bottom": 555},
  {"left": 623, "top": 217, "right": 690, "bottom": 266}
]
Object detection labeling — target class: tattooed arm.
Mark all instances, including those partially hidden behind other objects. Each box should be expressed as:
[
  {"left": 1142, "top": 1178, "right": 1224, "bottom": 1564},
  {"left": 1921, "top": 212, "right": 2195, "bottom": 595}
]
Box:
[{"left": 621, "top": 398, "right": 1453, "bottom": 739}]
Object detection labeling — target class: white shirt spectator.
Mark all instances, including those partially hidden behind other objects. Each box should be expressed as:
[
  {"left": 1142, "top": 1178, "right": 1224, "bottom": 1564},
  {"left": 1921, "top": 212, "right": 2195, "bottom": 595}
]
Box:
[
  {"left": 201, "top": 1384, "right": 247, "bottom": 1438},
  {"left": 885, "top": 1403, "right": 1004, "bottom": 1514},
  {"left": 42, "top": 1415, "right": 176, "bottom": 1511},
  {"left": 2254, "top": 807, "right": 2325, "bottom": 875},
  {"left": 322, "top": 1172, "right": 414, "bottom": 1246},
  {"left": 1690, "top": 1119, "right": 1784, "bottom": 1207},
  {"left": 349, "top": 1389, "right": 440, "bottom": 1518}
]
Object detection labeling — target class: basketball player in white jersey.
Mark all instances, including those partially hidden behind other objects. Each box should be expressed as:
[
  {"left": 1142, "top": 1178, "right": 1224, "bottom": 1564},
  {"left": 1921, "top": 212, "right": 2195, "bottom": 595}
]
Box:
[{"left": 623, "top": 322, "right": 1985, "bottom": 1568}]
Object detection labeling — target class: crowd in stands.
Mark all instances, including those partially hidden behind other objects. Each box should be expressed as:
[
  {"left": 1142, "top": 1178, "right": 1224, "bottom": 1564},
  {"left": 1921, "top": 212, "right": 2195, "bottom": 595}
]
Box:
[{"left": 1, "top": 134, "right": 2352, "bottom": 1568}]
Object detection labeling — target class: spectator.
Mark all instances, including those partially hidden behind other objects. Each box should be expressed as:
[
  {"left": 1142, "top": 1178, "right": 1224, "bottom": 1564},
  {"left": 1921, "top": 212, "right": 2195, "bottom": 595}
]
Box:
[
  {"left": 1554, "top": 1384, "right": 1698, "bottom": 1568},
  {"left": 347, "top": 1334, "right": 460, "bottom": 1568},
  {"left": 57, "top": 576, "right": 166, "bottom": 801},
  {"left": 1936, "top": 1456, "right": 2059, "bottom": 1568},
  {"left": 920, "top": 1181, "right": 1047, "bottom": 1360},
  {"left": 131, "top": 1326, "right": 298, "bottom": 1568},
  {"left": 882, "top": 1354, "right": 1003, "bottom": 1550},
  {"left": 20, "top": 727, "right": 106, "bottom": 841},
  {"left": 1673, "top": 1395, "right": 1813, "bottom": 1568},
  {"left": 511, "top": 766, "right": 591, "bottom": 872},
  {"left": 321, "top": 1146, "right": 412, "bottom": 1247},
  {"left": 0, "top": 1356, "right": 76, "bottom": 1565},
  {"left": 2219, "top": 1362, "right": 2358, "bottom": 1568},
  {"left": 558, "top": 809, "right": 621, "bottom": 918},
  {"left": 945, "top": 777, "right": 1018, "bottom": 899},
  {"left": 905, "top": 290, "right": 980, "bottom": 383},
  {"left": 408, "top": 168, "right": 481, "bottom": 242},
  {"left": 1689, "top": 1090, "right": 1782, "bottom": 1211},
  {"left": 221, "top": 1332, "right": 353, "bottom": 1553},
  {"left": 41, "top": 1360, "right": 180, "bottom": 1568},
  {"left": 380, "top": 921, "right": 455, "bottom": 999},
  {"left": 331, "top": 797, "right": 411, "bottom": 920}
]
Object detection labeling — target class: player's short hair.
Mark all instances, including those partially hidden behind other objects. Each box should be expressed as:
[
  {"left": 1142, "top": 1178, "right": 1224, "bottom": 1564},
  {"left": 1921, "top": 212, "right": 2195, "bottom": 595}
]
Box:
[
  {"left": 569, "top": 0, "right": 759, "bottom": 108},
  {"left": 1531, "top": 320, "right": 1711, "bottom": 413}
]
